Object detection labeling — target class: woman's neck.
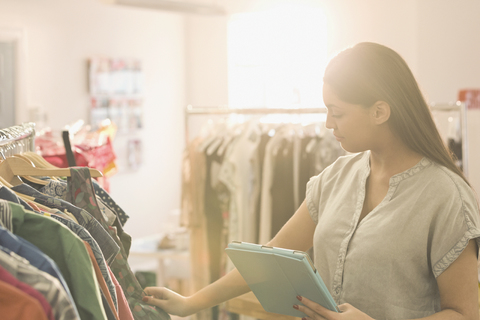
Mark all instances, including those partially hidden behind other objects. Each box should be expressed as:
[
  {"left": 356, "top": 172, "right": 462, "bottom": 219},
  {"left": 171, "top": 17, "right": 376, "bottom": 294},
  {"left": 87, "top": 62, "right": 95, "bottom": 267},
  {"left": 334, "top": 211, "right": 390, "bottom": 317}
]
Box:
[{"left": 369, "top": 138, "right": 423, "bottom": 178}]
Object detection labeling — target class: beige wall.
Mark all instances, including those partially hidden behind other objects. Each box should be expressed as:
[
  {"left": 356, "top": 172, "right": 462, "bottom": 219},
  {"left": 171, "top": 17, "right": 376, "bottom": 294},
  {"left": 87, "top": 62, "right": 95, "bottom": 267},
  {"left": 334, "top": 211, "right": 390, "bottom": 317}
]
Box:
[
  {"left": 0, "top": 0, "right": 186, "bottom": 238},
  {"left": 416, "top": 0, "right": 480, "bottom": 193}
]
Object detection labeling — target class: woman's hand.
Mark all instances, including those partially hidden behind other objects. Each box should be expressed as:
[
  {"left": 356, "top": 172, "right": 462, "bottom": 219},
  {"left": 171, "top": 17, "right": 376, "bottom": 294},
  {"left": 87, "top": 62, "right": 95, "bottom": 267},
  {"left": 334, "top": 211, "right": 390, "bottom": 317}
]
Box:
[
  {"left": 143, "top": 287, "right": 195, "bottom": 317},
  {"left": 294, "top": 296, "right": 374, "bottom": 320}
]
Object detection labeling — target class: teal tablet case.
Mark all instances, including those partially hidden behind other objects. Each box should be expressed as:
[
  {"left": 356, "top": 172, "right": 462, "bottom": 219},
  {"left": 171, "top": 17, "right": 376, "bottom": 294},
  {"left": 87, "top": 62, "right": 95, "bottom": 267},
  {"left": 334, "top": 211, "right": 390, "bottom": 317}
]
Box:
[{"left": 225, "top": 241, "right": 338, "bottom": 317}]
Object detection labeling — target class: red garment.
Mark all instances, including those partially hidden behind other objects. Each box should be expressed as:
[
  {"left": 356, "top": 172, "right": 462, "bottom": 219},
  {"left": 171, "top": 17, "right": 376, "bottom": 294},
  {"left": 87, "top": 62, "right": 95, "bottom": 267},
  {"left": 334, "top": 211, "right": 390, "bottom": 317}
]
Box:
[
  {"left": 42, "top": 153, "right": 89, "bottom": 168},
  {"left": 84, "top": 241, "right": 119, "bottom": 320},
  {"left": 0, "top": 280, "right": 49, "bottom": 320},
  {"left": 458, "top": 89, "right": 480, "bottom": 110},
  {"left": 27, "top": 201, "right": 42, "bottom": 212},
  {"left": 0, "top": 265, "right": 54, "bottom": 320},
  {"left": 108, "top": 265, "right": 134, "bottom": 320}
]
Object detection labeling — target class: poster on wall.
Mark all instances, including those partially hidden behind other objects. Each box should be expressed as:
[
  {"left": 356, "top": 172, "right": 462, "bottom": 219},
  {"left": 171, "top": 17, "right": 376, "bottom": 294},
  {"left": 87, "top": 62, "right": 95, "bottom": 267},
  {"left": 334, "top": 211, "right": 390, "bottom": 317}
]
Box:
[
  {"left": 88, "top": 56, "right": 144, "bottom": 170},
  {"left": 89, "top": 57, "right": 144, "bottom": 133}
]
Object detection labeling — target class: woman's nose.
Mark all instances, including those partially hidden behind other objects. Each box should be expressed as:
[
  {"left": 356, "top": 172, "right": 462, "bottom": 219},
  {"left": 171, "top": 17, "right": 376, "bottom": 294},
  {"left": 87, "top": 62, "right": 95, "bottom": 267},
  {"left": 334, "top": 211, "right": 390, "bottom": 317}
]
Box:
[{"left": 325, "top": 113, "right": 335, "bottom": 130}]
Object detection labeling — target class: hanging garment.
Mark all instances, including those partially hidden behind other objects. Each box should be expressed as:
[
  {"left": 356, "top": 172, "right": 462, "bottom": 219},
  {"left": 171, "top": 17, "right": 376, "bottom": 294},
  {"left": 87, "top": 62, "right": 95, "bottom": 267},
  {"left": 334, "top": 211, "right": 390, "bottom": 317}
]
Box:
[
  {"left": 258, "top": 126, "right": 287, "bottom": 244},
  {"left": 203, "top": 141, "right": 229, "bottom": 320},
  {"left": 251, "top": 130, "right": 273, "bottom": 244},
  {"left": 0, "top": 200, "right": 107, "bottom": 320},
  {"left": 101, "top": 290, "right": 120, "bottom": 320},
  {"left": 0, "top": 226, "right": 77, "bottom": 315},
  {"left": 35, "top": 178, "right": 118, "bottom": 226},
  {"left": 108, "top": 266, "right": 135, "bottom": 320},
  {"left": 204, "top": 146, "right": 228, "bottom": 282},
  {"left": 92, "top": 179, "right": 130, "bottom": 226},
  {"left": 218, "top": 121, "right": 262, "bottom": 245},
  {"left": 180, "top": 137, "right": 212, "bottom": 320},
  {"left": 270, "top": 136, "right": 295, "bottom": 238},
  {"left": 97, "top": 198, "right": 118, "bottom": 226},
  {"left": 0, "top": 246, "right": 79, "bottom": 320},
  {"left": 0, "top": 186, "right": 34, "bottom": 211},
  {"left": 10, "top": 183, "right": 120, "bottom": 265},
  {"left": 0, "top": 264, "right": 54, "bottom": 320},
  {"left": 65, "top": 167, "right": 170, "bottom": 320},
  {"left": 84, "top": 241, "right": 119, "bottom": 320},
  {"left": 37, "top": 179, "right": 132, "bottom": 257},
  {"left": 0, "top": 278, "right": 49, "bottom": 320},
  {"left": 296, "top": 135, "right": 320, "bottom": 206},
  {"left": 48, "top": 213, "right": 118, "bottom": 310}
]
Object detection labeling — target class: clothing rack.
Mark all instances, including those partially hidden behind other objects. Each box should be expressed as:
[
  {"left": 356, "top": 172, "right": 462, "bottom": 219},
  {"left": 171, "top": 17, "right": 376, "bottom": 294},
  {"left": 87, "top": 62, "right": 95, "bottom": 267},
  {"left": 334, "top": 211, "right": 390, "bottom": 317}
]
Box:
[
  {"left": 0, "top": 122, "right": 36, "bottom": 159},
  {"left": 184, "top": 105, "right": 327, "bottom": 145},
  {"left": 185, "top": 103, "right": 469, "bottom": 176},
  {"left": 430, "top": 102, "right": 468, "bottom": 177}
]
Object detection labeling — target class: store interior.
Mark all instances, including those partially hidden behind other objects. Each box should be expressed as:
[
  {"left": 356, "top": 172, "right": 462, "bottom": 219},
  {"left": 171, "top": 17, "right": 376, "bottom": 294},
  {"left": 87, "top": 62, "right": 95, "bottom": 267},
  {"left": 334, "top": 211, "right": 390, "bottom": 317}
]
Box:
[{"left": 0, "top": 0, "right": 479, "bottom": 319}]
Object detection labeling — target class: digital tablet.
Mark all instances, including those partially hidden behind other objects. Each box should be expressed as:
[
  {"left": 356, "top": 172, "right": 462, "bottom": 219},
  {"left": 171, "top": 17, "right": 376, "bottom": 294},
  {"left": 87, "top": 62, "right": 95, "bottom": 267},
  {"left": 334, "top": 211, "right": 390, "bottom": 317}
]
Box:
[{"left": 225, "top": 241, "right": 338, "bottom": 317}]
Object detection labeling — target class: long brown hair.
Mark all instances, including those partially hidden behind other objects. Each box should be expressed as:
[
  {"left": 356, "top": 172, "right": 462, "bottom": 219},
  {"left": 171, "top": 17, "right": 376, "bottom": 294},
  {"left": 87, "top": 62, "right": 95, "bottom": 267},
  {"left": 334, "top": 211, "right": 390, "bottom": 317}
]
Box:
[{"left": 323, "top": 42, "right": 470, "bottom": 186}]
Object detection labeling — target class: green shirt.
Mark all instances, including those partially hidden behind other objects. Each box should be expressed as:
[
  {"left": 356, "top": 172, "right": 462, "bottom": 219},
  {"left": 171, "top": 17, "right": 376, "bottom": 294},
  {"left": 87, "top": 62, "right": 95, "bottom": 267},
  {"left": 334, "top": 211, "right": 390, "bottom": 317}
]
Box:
[{"left": 9, "top": 201, "right": 107, "bottom": 320}]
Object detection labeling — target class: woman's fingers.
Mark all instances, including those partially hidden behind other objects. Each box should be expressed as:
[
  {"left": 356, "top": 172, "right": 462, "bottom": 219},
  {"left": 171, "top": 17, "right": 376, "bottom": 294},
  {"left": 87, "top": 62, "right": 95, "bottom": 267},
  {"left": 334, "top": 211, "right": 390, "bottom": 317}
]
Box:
[
  {"left": 142, "top": 286, "right": 192, "bottom": 317},
  {"left": 144, "top": 286, "right": 168, "bottom": 299},
  {"left": 142, "top": 287, "right": 177, "bottom": 309},
  {"left": 337, "top": 303, "right": 349, "bottom": 313},
  {"left": 294, "top": 296, "right": 337, "bottom": 320}
]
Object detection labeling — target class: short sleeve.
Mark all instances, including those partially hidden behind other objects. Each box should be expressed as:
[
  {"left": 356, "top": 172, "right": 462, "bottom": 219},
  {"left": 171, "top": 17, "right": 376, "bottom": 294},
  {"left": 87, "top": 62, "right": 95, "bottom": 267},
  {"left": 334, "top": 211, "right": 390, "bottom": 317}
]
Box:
[
  {"left": 306, "top": 174, "right": 322, "bottom": 224},
  {"left": 430, "top": 177, "right": 480, "bottom": 278}
]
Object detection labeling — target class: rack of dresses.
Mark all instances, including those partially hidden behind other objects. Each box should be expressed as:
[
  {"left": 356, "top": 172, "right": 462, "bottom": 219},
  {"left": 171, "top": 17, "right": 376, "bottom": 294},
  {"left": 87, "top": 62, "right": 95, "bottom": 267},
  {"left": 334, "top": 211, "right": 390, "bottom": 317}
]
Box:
[
  {"left": 430, "top": 102, "right": 468, "bottom": 177},
  {"left": 183, "top": 105, "right": 344, "bottom": 320},
  {"left": 0, "top": 123, "right": 171, "bottom": 320},
  {"left": 0, "top": 122, "right": 36, "bottom": 158}
]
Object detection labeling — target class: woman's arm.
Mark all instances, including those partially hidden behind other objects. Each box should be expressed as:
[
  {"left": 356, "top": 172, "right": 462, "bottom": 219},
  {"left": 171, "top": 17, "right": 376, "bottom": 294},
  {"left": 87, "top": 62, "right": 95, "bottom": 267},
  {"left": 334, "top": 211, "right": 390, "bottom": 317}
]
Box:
[
  {"left": 143, "top": 199, "right": 316, "bottom": 316},
  {"left": 423, "top": 238, "right": 479, "bottom": 320},
  {"left": 295, "top": 239, "right": 479, "bottom": 320}
]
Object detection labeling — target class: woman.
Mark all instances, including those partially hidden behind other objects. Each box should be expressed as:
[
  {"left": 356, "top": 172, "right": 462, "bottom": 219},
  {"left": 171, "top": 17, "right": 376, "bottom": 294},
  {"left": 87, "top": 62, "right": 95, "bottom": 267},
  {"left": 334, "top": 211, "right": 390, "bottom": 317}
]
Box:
[{"left": 143, "top": 42, "right": 480, "bottom": 320}]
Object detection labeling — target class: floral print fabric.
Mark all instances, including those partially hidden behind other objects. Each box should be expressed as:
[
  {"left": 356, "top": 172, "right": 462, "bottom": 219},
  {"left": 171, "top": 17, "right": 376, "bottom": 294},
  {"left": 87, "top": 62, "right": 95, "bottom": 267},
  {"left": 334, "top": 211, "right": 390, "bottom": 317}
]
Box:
[{"left": 66, "top": 168, "right": 170, "bottom": 320}]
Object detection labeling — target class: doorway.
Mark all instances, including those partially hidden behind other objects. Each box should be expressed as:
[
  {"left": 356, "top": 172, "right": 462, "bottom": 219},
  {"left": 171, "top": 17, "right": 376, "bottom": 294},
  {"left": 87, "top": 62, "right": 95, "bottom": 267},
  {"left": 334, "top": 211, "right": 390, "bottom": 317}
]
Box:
[{"left": 0, "top": 41, "right": 16, "bottom": 128}]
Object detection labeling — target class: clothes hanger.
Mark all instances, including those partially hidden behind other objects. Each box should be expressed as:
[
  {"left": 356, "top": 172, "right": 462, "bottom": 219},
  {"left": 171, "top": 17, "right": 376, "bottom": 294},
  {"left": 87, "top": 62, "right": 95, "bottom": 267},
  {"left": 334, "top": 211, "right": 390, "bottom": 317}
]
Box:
[
  {"left": 216, "top": 119, "right": 249, "bottom": 157},
  {"left": 22, "top": 152, "right": 60, "bottom": 169},
  {"left": 0, "top": 175, "right": 12, "bottom": 188},
  {"left": 19, "top": 152, "right": 49, "bottom": 168},
  {"left": 11, "top": 154, "right": 49, "bottom": 185},
  {"left": 20, "top": 152, "right": 60, "bottom": 181},
  {"left": 0, "top": 158, "right": 24, "bottom": 186},
  {"left": 0, "top": 156, "right": 102, "bottom": 186}
]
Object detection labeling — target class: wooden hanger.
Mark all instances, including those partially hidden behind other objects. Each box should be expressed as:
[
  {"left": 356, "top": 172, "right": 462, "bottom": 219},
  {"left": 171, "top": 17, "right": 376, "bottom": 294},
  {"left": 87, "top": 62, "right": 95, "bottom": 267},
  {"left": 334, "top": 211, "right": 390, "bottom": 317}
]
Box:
[
  {"left": 12, "top": 154, "right": 49, "bottom": 185},
  {"left": 0, "top": 175, "right": 13, "bottom": 188},
  {"left": 22, "top": 152, "right": 60, "bottom": 169},
  {"left": 19, "top": 152, "right": 60, "bottom": 181},
  {"left": 18, "top": 152, "right": 48, "bottom": 168},
  {"left": 0, "top": 156, "right": 102, "bottom": 186}
]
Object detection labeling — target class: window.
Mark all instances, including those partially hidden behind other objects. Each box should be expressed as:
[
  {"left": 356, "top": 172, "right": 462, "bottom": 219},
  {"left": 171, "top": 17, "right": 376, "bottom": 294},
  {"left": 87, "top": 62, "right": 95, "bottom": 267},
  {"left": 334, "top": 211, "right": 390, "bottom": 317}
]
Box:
[{"left": 228, "top": 2, "right": 328, "bottom": 110}]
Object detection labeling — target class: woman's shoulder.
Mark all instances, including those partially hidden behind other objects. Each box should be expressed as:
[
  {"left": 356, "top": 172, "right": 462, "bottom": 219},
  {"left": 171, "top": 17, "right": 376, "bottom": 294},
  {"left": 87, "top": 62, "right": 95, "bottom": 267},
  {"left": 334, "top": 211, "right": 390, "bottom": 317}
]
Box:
[
  {"left": 308, "top": 151, "right": 368, "bottom": 188},
  {"left": 421, "top": 160, "right": 474, "bottom": 196},
  {"left": 322, "top": 151, "right": 368, "bottom": 175},
  {"left": 415, "top": 159, "right": 479, "bottom": 219}
]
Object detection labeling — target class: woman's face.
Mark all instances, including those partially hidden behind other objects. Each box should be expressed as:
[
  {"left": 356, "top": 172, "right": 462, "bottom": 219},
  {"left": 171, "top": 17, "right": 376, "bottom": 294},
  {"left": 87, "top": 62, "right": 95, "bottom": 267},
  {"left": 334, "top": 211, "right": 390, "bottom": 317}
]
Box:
[{"left": 323, "top": 83, "right": 377, "bottom": 153}]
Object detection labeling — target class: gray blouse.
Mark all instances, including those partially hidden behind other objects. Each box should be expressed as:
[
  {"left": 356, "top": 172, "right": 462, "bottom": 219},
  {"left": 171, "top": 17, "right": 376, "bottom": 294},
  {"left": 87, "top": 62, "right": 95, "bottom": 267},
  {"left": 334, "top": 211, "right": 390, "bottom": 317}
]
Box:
[{"left": 306, "top": 151, "right": 480, "bottom": 320}]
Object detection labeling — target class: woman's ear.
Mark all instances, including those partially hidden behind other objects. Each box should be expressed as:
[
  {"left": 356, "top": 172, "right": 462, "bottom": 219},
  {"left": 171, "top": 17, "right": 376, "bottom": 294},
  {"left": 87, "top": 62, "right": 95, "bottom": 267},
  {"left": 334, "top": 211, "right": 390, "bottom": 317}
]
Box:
[{"left": 371, "top": 101, "right": 390, "bottom": 124}]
